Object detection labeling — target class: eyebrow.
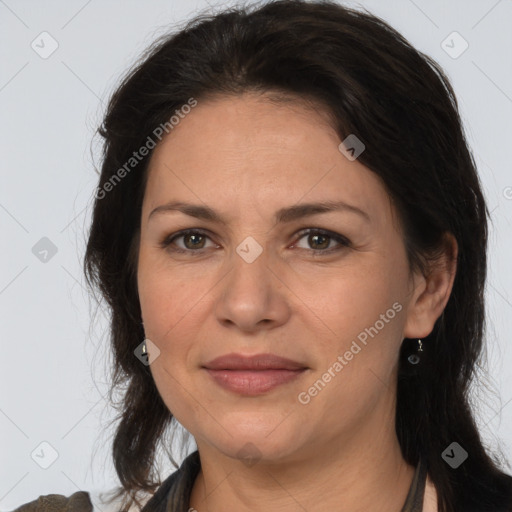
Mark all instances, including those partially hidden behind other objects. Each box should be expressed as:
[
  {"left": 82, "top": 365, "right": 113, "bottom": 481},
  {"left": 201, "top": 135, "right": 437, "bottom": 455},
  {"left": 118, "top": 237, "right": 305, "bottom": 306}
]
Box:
[{"left": 148, "top": 200, "right": 371, "bottom": 224}]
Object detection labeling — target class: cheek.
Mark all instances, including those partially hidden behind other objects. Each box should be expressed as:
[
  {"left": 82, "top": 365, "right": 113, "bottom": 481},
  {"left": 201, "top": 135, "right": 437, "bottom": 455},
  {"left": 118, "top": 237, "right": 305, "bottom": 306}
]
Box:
[
  {"left": 297, "top": 302, "right": 404, "bottom": 434},
  {"left": 137, "top": 255, "right": 208, "bottom": 371},
  {"left": 298, "top": 274, "right": 406, "bottom": 424},
  {"left": 140, "top": 279, "right": 203, "bottom": 424},
  {"left": 138, "top": 250, "right": 206, "bottom": 339},
  {"left": 303, "top": 265, "right": 403, "bottom": 347}
]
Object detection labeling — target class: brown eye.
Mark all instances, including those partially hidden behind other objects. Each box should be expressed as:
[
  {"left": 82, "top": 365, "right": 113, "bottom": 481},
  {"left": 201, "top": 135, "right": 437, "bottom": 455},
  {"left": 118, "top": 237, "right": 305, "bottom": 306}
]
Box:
[
  {"left": 160, "top": 228, "right": 350, "bottom": 256},
  {"left": 160, "top": 229, "right": 215, "bottom": 254},
  {"left": 293, "top": 229, "right": 351, "bottom": 255},
  {"left": 182, "top": 232, "right": 206, "bottom": 250},
  {"left": 308, "top": 233, "right": 330, "bottom": 250}
]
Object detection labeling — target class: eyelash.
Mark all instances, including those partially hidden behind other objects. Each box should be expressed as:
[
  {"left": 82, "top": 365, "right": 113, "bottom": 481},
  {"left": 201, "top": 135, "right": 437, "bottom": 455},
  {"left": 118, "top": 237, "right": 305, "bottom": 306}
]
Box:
[{"left": 159, "top": 228, "right": 351, "bottom": 256}]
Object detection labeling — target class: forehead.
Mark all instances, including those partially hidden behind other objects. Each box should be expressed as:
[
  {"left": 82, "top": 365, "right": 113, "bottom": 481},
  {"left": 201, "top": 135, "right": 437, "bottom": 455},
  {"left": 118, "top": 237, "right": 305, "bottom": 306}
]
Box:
[{"left": 143, "top": 93, "right": 396, "bottom": 231}]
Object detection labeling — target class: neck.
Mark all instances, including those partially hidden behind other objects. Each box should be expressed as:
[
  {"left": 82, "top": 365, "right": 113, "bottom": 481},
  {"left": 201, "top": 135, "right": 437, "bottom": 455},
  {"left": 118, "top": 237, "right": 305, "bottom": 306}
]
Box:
[{"left": 189, "top": 395, "right": 416, "bottom": 512}]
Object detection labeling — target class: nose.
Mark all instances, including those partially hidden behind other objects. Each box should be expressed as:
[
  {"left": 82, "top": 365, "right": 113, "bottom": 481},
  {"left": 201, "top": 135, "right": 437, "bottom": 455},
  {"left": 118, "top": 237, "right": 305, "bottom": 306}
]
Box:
[{"left": 214, "top": 248, "right": 291, "bottom": 333}]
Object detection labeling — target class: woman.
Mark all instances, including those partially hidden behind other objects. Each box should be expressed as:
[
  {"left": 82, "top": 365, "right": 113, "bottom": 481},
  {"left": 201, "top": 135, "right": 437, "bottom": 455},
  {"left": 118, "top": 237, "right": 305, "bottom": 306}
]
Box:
[{"left": 14, "top": 1, "right": 512, "bottom": 511}]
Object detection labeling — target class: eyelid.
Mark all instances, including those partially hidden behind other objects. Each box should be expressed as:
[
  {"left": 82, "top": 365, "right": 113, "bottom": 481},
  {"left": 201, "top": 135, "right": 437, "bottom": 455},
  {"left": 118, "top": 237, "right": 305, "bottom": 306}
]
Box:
[
  {"left": 159, "top": 228, "right": 218, "bottom": 253},
  {"left": 159, "top": 227, "right": 351, "bottom": 255},
  {"left": 292, "top": 228, "right": 351, "bottom": 251}
]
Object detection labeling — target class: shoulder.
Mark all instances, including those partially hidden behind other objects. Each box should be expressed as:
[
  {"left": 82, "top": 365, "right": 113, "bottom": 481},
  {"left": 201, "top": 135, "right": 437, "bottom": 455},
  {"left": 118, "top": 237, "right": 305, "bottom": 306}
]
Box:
[{"left": 12, "top": 491, "right": 93, "bottom": 512}]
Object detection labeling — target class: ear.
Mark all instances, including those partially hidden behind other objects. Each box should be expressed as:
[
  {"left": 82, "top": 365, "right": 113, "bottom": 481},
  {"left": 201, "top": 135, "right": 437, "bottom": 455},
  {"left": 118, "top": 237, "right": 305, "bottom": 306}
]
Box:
[{"left": 403, "top": 232, "right": 458, "bottom": 339}]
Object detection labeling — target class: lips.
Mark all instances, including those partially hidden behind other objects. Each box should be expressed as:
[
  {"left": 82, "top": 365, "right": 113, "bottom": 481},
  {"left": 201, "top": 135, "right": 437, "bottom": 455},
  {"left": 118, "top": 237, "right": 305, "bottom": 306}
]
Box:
[
  {"left": 202, "top": 353, "right": 308, "bottom": 395},
  {"left": 203, "top": 353, "right": 307, "bottom": 371}
]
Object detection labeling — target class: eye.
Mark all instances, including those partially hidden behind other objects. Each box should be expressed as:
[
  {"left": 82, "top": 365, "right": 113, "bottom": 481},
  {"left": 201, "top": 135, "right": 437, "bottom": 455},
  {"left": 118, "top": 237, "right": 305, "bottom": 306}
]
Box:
[
  {"left": 292, "top": 228, "right": 351, "bottom": 255},
  {"left": 159, "top": 228, "right": 351, "bottom": 256},
  {"left": 159, "top": 229, "right": 216, "bottom": 254}
]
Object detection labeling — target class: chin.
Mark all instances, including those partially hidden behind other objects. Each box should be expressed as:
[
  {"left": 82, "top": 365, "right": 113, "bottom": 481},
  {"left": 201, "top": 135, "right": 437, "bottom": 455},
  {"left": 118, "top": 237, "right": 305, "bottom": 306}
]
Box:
[
  {"left": 197, "top": 417, "right": 310, "bottom": 464},
  {"left": 219, "top": 438, "right": 300, "bottom": 466}
]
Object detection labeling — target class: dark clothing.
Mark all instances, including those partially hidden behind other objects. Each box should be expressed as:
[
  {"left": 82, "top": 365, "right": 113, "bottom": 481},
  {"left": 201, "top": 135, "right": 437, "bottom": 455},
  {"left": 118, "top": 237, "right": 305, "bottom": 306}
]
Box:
[{"left": 11, "top": 491, "right": 93, "bottom": 512}]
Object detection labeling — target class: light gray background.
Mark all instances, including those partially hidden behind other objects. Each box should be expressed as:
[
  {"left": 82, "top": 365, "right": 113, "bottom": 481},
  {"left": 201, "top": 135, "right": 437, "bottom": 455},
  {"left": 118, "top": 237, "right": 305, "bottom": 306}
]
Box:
[{"left": 1, "top": 0, "right": 511, "bottom": 510}]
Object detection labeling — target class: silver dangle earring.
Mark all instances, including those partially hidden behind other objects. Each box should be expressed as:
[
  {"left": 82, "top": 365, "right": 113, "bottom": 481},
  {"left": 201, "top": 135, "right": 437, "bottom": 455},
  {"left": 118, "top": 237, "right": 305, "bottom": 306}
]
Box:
[
  {"left": 407, "top": 339, "right": 423, "bottom": 365},
  {"left": 141, "top": 322, "right": 147, "bottom": 352}
]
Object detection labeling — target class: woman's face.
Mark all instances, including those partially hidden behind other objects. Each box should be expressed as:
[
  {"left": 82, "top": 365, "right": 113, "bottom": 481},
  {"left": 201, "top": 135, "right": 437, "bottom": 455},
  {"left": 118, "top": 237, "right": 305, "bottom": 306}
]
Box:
[{"left": 137, "top": 93, "right": 427, "bottom": 464}]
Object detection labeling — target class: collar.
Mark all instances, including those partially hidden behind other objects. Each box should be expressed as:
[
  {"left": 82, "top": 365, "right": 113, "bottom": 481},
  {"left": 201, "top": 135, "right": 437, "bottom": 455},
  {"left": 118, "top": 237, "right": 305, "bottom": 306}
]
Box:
[{"left": 141, "top": 451, "right": 427, "bottom": 512}]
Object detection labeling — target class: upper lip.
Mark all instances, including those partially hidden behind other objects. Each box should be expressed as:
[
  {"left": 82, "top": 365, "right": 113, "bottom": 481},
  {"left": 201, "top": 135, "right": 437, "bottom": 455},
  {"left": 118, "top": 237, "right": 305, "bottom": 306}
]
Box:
[{"left": 203, "top": 353, "right": 307, "bottom": 371}]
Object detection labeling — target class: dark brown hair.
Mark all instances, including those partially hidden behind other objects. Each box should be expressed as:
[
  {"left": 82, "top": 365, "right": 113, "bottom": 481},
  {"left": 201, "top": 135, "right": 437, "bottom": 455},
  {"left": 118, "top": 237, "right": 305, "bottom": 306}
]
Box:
[{"left": 84, "top": 1, "right": 512, "bottom": 510}]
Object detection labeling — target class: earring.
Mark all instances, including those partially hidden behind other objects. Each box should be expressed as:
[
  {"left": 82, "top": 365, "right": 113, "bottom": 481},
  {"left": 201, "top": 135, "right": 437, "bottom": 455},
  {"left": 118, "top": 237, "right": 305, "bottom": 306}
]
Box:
[
  {"left": 407, "top": 339, "right": 423, "bottom": 365},
  {"left": 141, "top": 321, "right": 147, "bottom": 356}
]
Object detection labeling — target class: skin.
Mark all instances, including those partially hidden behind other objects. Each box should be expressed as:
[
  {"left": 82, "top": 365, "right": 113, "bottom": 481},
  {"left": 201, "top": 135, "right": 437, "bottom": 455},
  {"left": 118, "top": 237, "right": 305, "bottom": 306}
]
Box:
[{"left": 137, "top": 92, "right": 457, "bottom": 512}]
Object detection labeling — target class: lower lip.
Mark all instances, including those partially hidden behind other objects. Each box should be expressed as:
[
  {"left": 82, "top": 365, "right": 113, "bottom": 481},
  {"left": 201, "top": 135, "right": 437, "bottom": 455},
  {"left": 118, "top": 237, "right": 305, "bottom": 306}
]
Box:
[{"left": 204, "top": 368, "right": 306, "bottom": 395}]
